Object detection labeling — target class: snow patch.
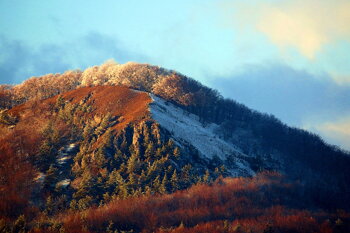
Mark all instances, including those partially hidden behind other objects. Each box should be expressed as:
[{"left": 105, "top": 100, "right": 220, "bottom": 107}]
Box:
[
  {"left": 57, "top": 143, "right": 77, "bottom": 164},
  {"left": 34, "top": 172, "right": 45, "bottom": 183},
  {"left": 149, "top": 95, "right": 254, "bottom": 176},
  {"left": 56, "top": 179, "right": 71, "bottom": 188},
  {"left": 66, "top": 143, "right": 77, "bottom": 152},
  {"left": 58, "top": 156, "right": 72, "bottom": 164}
]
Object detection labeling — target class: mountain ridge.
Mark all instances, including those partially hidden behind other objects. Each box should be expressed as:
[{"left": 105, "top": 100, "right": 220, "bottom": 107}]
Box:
[
  {"left": 1, "top": 62, "right": 349, "bottom": 184},
  {"left": 1, "top": 62, "right": 350, "bottom": 232}
]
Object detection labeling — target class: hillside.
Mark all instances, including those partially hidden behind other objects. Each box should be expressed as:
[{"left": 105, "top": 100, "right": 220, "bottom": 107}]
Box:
[{"left": 1, "top": 62, "right": 350, "bottom": 232}]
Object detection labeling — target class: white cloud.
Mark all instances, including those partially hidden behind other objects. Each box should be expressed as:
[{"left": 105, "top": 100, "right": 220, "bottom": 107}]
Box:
[{"left": 220, "top": 0, "right": 350, "bottom": 59}]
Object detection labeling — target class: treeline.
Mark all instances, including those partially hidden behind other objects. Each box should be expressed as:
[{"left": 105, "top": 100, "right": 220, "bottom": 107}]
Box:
[
  {"left": 0, "top": 61, "right": 220, "bottom": 110},
  {"left": 0, "top": 70, "right": 82, "bottom": 108}
]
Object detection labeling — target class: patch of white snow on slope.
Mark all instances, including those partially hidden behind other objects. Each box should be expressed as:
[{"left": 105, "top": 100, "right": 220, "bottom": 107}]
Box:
[{"left": 150, "top": 95, "right": 243, "bottom": 160}]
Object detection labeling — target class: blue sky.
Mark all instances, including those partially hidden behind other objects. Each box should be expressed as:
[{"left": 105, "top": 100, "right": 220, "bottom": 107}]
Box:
[{"left": 0, "top": 0, "right": 349, "bottom": 150}]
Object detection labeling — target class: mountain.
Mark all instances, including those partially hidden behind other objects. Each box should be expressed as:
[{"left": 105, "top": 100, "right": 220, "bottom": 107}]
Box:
[{"left": 1, "top": 62, "right": 350, "bottom": 232}]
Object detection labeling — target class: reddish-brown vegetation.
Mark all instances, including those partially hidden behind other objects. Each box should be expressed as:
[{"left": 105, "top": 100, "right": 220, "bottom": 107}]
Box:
[
  {"left": 1, "top": 63, "right": 350, "bottom": 232},
  {"left": 59, "top": 85, "right": 152, "bottom": 130},
  {"left": 0, "top": 142, "right": 35, "bottom": 219},
  {"left": 0, "top": 85, "right": 152, "bottom": 156},
  {"left": 7, "top": 85, "right": 151, "bottom": 131},
  {"left": 58, "top": 172, "right": 349, "bottom": 233},
  {"left": 0, "top": 85, "right": 152, "bottom": 221}
]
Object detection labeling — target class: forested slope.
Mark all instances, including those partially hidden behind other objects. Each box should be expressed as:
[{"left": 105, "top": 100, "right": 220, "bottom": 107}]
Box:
[{"left": 1, "top": 62, "right": 350, "bottom": 232}]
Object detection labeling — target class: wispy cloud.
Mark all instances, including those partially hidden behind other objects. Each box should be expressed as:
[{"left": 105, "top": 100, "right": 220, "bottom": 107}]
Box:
[
  {"left": 0, "top": 35, "right": 71, "bottom": 84},
  {"left": 0, "top": 32, "right": 146, "bottom": 84},
  {"left": 220, "top": 0, "right": 350, "bottom": 59}
]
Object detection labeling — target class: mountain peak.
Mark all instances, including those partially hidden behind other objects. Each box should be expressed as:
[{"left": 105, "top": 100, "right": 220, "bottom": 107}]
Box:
[
  {"left": 0, "top": 61, "right": 219, "bottom": 110},
  {"left": 1, "top": 62, "right": 350, "bottom": 232}
]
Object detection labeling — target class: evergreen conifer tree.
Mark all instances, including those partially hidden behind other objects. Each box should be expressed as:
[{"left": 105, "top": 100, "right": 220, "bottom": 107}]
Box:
[
  {"left": 170, "top": 170, "right": 179, "bottom": 192},
  {"left": 160, "top": 173, "right": 168, "bottom": 194}
]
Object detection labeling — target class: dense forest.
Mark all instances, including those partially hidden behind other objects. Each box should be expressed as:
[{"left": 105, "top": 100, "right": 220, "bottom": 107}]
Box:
[{"left": 1, "top": 61, "right": 350, "bottom": 232}]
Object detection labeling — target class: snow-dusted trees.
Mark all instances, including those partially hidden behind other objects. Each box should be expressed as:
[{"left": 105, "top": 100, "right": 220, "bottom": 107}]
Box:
[
  {"left": 152, "top": 73, "right": 195, "bottom": 106},
  {"left": 81, "top": 63, "right": 112, "bottom": 86},
  {"left": 2, "top": 70, "right": 82, "bottom": 108},
  {"left": 80, "top": 61, "right": 169, "bottom": 90},
  {"left": 1, "top": 61, "right": 223, "bottom": 113},
  {"left": 113, "top": 62, "right": 167, "bottom": 90}
]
